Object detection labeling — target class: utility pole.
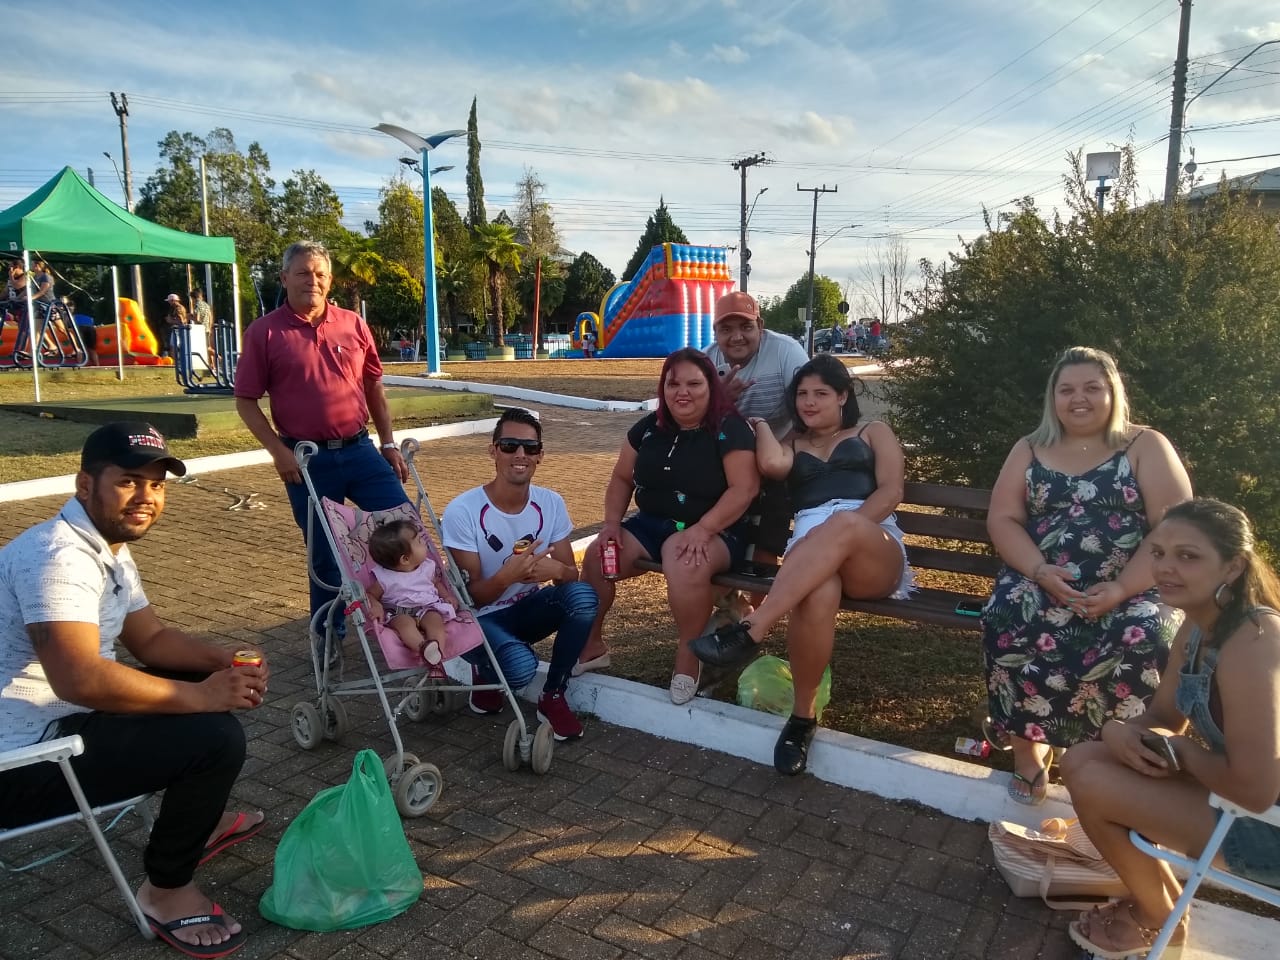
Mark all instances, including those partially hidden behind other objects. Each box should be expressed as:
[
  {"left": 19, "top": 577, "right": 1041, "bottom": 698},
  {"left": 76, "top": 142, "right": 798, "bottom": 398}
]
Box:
[
  {"left": 1163, "top": 0, "right": 1194, "bottom": 205},
  {"left": 110, "top": 91, "right": 143, "bottom": 298},
  {"left": 199, "top": 156, "right": 214, "bottom": 315},
  {"left": 731, "top": 153, "right": 769, "bottom": 292},
  {"left": 798, "top": 183, "right": 837, "bottom": 355}
]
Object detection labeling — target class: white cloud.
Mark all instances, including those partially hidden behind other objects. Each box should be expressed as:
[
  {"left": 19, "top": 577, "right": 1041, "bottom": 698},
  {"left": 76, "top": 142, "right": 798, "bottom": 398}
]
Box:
[{"left": 709, "top": 44, "right": 748, "bottom": 64}]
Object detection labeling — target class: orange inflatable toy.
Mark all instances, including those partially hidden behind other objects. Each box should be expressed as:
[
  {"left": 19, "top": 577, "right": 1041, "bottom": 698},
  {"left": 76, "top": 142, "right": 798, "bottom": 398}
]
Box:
[{"left": 95, "top": 298, "right": 173, "bottom": 366}]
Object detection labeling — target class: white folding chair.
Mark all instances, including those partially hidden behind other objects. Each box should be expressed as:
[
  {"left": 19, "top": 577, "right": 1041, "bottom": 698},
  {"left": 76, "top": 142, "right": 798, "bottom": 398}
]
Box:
[
  {"left": 1129, "top": 792, "right": 1280, "bottom": 959},
  {"left": 0, "top": 735, "right": 155, "bottom": 939}
]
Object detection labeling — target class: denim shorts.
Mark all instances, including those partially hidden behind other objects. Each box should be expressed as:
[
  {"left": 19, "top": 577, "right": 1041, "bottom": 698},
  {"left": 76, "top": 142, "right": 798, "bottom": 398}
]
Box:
[
  {"left": 622, "top": 511, "right": 748, "bottom": 570},
  {"left": 1221, "top": 807, "right": 1280, "bottom": 889}
]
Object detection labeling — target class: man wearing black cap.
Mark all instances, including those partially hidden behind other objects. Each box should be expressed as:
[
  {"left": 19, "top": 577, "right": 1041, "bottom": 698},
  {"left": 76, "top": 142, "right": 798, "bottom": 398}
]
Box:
[{"left": 0, "top": 422, "right": 267, "bottom": 956}]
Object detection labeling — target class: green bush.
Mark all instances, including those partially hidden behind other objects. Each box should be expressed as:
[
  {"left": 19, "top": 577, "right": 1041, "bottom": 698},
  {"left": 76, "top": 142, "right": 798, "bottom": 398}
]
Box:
[{"left": 886, "top": 163, "right": 1280, "bottom": 550}]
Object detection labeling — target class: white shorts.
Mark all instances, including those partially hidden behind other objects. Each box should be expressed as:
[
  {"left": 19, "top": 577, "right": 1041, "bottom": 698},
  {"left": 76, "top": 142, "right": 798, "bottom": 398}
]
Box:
[{"left": 784, "top": 498, "right": 917, "bottom": 600}]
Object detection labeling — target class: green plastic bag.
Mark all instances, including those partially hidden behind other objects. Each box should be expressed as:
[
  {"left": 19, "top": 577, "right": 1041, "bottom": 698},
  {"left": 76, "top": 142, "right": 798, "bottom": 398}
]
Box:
[
  {"left": 259, "top": 749, "right": 421, "bottom": 931},
  {"left": 736, "top": 655, "right": 832, "bottom": 721}
]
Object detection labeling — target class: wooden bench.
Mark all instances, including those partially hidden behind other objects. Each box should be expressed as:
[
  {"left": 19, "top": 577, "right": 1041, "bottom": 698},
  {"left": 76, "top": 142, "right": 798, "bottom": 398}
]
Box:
[{"left": 634, "top": 482, "right": 998, "bottom": 631}]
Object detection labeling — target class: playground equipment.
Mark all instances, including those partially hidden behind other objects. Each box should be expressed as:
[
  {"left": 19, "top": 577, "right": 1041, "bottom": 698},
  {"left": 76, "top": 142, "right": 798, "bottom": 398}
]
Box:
[
  {"left": 172, "top": 321, "right": 239, "bottom": 394},
  {"left": 574, "top": 243, "right": 734, "bottom": 358},
  {"left": 94, "top": 298, "right": 171, "bottom": 367},
  {"left": 0, "top": 299, "right": 90, "bottom": 370}
]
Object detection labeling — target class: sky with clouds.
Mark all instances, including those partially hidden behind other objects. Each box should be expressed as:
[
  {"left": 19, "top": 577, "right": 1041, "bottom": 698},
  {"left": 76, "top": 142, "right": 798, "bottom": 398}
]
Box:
[{"left": 3, "top": 0, "right": 1277, "bottom": 302}]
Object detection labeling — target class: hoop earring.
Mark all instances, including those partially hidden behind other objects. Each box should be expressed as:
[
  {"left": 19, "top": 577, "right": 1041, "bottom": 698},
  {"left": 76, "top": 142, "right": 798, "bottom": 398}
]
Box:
[{"left": 1214, "top": 582, "right": 1232, "bottom": 609}]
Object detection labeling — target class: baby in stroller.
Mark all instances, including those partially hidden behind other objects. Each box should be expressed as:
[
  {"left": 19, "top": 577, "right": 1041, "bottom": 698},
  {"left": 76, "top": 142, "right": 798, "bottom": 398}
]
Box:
[{"left": 366, "top": 519, "right": 457, "bottom": 672}]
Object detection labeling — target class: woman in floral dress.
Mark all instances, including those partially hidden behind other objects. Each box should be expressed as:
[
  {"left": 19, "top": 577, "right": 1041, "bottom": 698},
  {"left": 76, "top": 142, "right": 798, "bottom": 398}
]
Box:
[{"left": 982, "top": 347, "right": 1192, "bottom": 804}]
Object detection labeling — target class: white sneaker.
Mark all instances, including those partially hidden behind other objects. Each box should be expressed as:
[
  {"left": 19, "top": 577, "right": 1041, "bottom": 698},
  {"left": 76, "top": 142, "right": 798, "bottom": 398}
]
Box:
[{"left": 669, "top": 673, "right": 699, "bottom": 705}]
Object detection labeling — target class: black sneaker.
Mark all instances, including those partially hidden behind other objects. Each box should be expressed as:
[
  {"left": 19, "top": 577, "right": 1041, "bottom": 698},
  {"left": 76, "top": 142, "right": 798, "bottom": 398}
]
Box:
[
  {"left": 774, "top": 714, "right": 817, "bottom": 775},
  {"left": 690, "top": 620, "right": 758, "bottom": 669}
]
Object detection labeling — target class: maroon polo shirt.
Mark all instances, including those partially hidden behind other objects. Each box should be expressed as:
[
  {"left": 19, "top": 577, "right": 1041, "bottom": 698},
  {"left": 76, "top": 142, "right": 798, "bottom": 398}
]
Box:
[{"left": 234, "top": 302, "right": 383, "bottom": 441}]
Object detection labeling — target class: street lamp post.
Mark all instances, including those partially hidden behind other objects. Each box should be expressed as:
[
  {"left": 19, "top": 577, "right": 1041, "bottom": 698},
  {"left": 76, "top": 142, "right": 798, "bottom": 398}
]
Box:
[
  {"left": 374, "top": 123, "right": 465, "bottom": 375},
  {"left": 803, "top": 222, "right": 861, "bottom": 355}
]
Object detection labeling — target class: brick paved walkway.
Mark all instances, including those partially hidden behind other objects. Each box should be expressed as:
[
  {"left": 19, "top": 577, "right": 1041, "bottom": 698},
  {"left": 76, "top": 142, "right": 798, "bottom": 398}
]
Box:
[{"left": 1, "top": 404, "right": 1083, "bottom": 960}]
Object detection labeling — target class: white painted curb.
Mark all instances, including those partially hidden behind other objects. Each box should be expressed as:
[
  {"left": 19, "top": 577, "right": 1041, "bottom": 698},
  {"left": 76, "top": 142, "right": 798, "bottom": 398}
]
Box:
[{"left": 385, "top": 375, "right": 658, "bottom": 413}]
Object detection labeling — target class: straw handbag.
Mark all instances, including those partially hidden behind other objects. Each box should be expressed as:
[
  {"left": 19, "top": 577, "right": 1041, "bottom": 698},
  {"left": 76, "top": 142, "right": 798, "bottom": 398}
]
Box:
[{"left": 989, "top": 817, "right": 1129, "bottom": 910}]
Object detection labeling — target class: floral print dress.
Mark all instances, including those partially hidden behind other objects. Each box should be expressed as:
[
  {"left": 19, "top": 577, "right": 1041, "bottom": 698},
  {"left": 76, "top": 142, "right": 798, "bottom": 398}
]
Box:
[{"left": 982, "top": 443, "right": 1180, "bottom": 747}]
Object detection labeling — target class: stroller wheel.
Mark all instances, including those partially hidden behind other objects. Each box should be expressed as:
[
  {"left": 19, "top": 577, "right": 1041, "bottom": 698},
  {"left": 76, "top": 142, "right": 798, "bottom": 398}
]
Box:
[
  {"left": 292, "top": 702, "right": 323, "bottom": 750},
  {"left": 383, "top": 752, "right": 422, "bottom": 781},
  {"left": 403, "top": 692, "right": 430, "bottom": 723},
  {"left": 394, "top": 762, "right": 443, "bottom": 817},
  {"left": 322, "top": 699, "right": 349, "bottom": 742},
  {"left": 428, "top": 682, "right": 457, "bottom": 716},
  {"left": 502, "top": 719, "right": 523, "bottom": 772},
  {"left": 531, "top": 722, "right": 555, "bottom": 775}
]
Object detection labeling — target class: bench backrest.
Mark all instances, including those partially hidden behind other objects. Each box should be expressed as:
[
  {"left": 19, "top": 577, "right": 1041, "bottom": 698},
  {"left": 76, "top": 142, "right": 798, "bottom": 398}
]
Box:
[{"left": 895, "top": 482, "right": 1000, "bottom": 579}]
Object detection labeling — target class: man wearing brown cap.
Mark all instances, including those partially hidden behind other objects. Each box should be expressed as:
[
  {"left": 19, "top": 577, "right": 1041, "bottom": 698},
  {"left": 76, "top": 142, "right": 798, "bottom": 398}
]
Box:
[
  {"left": 704, "top": 290, "right": 808, "bottom": 565},
  {"left": 0, "top": 422, "right": 267, "bottom": 956}
]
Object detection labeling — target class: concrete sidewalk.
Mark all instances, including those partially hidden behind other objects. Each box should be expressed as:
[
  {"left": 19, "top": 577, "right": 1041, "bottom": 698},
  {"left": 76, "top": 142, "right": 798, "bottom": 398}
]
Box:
[{"left": 1, "top": 403, "right": 1272, "bottom": 959}]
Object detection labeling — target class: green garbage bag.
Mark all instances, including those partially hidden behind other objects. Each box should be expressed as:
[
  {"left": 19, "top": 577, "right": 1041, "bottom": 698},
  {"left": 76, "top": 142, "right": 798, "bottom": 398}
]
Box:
[
  {"left": 736, "top": 655, "right": 832, "bottom": 721},
  {"left": 259, "top": 749, "right": 421, "bottom": 931}
]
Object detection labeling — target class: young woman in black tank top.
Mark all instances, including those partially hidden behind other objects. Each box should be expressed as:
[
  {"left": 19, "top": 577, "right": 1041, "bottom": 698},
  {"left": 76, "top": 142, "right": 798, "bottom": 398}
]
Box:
[{"left": 691, "top": 354, "right": 911, "bottom": 774}]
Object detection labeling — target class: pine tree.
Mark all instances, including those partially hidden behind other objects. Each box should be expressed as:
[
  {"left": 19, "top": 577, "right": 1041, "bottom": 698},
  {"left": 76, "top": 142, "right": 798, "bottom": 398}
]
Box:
[
  {"left": 621, "top": 198, "right": 689, "bottom": 281},
  {"left": 465, "top": 97, "right": 487, "bottom": 230}
]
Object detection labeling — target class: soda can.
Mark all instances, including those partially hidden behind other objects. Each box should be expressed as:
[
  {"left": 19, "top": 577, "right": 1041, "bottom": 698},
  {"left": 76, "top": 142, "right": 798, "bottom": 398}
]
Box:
[
  {"left": 232, "top": 650, "right": 263, "bottom": 668},
  {"left": 954, "top": 736, "right": 991, "bottom": 759},
  {"left": 600, "top": 538, "right": 621, "bottom": 580}
]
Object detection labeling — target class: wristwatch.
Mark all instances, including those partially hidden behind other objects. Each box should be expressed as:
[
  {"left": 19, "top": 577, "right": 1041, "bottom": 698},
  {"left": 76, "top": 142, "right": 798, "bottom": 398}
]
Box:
[{"left": 380, "top": 441, "right": 397, "bottom": 451}]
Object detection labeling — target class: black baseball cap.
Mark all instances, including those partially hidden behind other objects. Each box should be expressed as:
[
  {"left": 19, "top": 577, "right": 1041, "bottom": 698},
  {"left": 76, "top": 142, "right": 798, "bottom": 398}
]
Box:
[{"left": 80, "top": 421, "right": 187, "bottom": 477}]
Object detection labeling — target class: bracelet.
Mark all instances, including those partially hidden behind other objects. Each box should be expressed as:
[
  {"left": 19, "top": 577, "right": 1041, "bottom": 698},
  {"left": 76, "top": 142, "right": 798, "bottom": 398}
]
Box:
[{"left": 380, "top": 441, "right": 397, "bottom": 451}]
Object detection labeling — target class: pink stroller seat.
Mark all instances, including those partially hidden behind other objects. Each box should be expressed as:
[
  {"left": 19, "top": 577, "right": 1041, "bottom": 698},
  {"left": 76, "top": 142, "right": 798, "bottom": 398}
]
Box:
[{"left": 320, "top": 498, "right": 483, "bottom": 669}]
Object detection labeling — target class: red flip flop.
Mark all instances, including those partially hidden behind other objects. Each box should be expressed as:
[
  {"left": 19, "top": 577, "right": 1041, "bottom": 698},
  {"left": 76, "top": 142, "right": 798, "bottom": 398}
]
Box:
[
  {"left": 144, "top": 902, "right": 247, "bottom": 958},
  {"left": 198, "top": 812, "right": 265, "bottom": 865}
]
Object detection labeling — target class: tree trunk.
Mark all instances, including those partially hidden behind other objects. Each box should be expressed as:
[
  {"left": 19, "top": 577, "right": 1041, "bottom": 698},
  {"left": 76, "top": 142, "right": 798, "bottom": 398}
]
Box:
[{"left": 490, "top": 270, "right": 505, "bottom": 346}]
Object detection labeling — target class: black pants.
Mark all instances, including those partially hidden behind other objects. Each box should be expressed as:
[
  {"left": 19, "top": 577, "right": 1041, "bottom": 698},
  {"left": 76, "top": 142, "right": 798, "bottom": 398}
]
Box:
[{"left": 0, "top": 710, "right": 246, "bottom": 889}]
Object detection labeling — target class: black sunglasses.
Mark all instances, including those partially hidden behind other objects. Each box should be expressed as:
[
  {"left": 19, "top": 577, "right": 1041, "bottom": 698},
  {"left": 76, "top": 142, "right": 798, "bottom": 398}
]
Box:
[{"left": 495, "top": 438, "right": 543, "bottom": 455}]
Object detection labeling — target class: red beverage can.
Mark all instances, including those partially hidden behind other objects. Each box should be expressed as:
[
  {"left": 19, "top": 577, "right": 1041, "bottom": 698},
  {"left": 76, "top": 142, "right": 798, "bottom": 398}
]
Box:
[
  {"left": 232, "top": 650, "right": 263, "bottom": 668},
  {"left": 600, "top": 538, "right": 620, "bottom": 580}
]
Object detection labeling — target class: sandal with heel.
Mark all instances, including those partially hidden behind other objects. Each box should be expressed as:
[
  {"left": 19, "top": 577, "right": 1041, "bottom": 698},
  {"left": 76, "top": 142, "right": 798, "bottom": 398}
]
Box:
[{"left": 1068, "top": 900, "right": 1186, "bottom": 958}]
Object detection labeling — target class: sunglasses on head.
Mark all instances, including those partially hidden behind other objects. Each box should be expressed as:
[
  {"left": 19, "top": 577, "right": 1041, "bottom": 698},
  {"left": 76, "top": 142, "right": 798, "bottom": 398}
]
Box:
[{"left": 495, "top": 438, "right": 543, "bottom": 455}]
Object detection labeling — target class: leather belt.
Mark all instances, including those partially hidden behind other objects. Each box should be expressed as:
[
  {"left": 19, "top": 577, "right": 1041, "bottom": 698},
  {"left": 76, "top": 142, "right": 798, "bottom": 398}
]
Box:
[{"left": 280, "top": 428, "right": 368, "bottom": 450}]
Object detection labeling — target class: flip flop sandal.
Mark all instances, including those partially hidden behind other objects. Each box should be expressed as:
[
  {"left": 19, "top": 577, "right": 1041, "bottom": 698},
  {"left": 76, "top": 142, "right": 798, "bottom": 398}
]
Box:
[
  {"left": 1007, "top": 766, "right": 1048, "bottom": 806},
  {"left": 144, "top": 902, "right": 247, "bottom": 958},
  {"left": 199, "top": 811, "right": 265, "bottom": 865}
]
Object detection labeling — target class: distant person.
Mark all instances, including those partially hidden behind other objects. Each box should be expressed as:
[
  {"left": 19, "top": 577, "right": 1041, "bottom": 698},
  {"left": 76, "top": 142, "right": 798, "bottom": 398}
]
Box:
[
  {"left": 0, "top": 422, "right": 267, "bottom": 957},
  {"left": 851, "top": 320, "right": 867, "bottom": 353},
  {"left": 234, "top": 241, "right": 410, "bottom": 636},
  {"left": 441, "top": 408, "right": 597, "bottom": 741},
  {"left": 582, "top": 328, "right": 597, "bottom": 358},
  {"left": 160, "top": 294, "right": 188, "bottom": 359},
  {"left": 830, "top": 323, "right": 845, "bottom": 353},
  {"left": 189, "top": 288, "right": 213, "bottom": 335}
]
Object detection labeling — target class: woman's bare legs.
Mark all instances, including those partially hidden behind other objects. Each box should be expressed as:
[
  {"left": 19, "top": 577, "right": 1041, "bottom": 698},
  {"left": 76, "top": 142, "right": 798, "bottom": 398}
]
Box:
[
  {"left": 1060, "top": 740, "right": 1217, "bottom": 942},
  {"left": 663, "top": 535, "right": 732, "bottom": 679},
  {"left": 579, "top": 528, "right": 650, "bottom": 663},
  {"left": 785, "top": 574, "right": 842, "bottom": 718}
]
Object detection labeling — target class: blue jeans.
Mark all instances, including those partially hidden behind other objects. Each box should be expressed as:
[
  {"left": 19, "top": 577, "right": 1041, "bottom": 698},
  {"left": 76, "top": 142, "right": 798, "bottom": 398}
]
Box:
[
  {"left": 467, "top": 582, "right": 598, "bottom": 693},
  {"left": 283, "top": 438, "right": 409, "bottom": 622}
]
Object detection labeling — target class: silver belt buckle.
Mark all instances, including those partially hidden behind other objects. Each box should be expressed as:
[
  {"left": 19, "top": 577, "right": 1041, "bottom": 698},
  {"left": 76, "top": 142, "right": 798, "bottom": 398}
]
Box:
[{"left": 325, "top": 438, "right": 345, "bottom": 450}]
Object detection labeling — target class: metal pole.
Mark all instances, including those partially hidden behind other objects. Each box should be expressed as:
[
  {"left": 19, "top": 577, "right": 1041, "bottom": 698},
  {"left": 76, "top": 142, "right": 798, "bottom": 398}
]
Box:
[
  {"left": 200, "top": 156, "right": 214, "bottom": 315},
  {"left": 110, "top": 92, "right": 143, "bottom": 299},
  {"left": 111, "top": 267, "right": 124, "bottom": 381},
  {"left": 1163, "top": 0, "right": 1194, "bottom": 205},
  {"left": 731, "top": 153, "right": 768, "bottom": 292},
  {"left": 798, "top": 183, "right": 836, "bottom": 355},
  {"left": 421, "top": 149, "right": 443, "bottom": 375},
  {"left": 22, "top": 251, "right": 40, "bottom": 402}
]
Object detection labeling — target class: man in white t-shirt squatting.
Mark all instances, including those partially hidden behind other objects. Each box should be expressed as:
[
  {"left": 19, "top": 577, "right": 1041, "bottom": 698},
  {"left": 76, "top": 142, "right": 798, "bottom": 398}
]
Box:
[
  {"left": 0, "top": 422, "right": 269, "bottom": 957},
  {"left": 441, "top": 408, "right": 599, "bottom": 741},
  {"left": 703, "top": 290, "right": 809, "bottom": 566}
]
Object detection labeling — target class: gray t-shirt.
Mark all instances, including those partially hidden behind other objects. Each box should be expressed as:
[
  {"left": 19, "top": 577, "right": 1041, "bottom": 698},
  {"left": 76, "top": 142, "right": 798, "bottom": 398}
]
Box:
[{"left": 704, "top": 329, "right": 809, "bottom": 436}]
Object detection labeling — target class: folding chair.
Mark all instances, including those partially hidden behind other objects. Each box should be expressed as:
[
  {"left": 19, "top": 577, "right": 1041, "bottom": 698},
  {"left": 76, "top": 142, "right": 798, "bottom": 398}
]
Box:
[
  {"left": 0, "top": 735, "right": 155, "bottom": 939},
  {"left": 1129, "top": 792, "right": 1280, "bottom": 959}
]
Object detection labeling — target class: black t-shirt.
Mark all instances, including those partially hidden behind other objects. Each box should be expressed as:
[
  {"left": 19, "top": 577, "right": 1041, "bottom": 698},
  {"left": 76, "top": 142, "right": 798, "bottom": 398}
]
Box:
[{"left": 627, "top": 411, "right": 755, "bottom": 525}]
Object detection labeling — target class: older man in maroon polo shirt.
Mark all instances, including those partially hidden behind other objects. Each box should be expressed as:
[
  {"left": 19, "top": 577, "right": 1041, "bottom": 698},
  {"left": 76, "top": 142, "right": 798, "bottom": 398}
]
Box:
[{"left": 234, "top": 240, "right": 410, "bottom": 632}]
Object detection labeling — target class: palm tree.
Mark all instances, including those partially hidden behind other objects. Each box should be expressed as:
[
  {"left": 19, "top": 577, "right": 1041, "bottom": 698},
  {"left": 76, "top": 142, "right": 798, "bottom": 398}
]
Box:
[
  {"left": 434, "top": 257, "right": 468, "bottom": 343},
  {"left": 471, "top": 222, "right": 523, "bottom": 346},
  {"left": 329, "top": 232, "right": 383, "bottom": 309}
]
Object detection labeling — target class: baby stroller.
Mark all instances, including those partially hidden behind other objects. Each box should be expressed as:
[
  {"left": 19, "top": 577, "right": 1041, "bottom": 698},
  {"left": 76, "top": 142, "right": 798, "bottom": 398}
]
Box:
[{"left": 291, "top": 438, "right": 558, "bottom": 817}]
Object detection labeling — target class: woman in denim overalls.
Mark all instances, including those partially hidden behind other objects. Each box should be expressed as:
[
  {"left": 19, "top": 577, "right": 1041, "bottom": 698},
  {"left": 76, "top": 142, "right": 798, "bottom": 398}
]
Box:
[{"left": 1059, "top": 498, "right": 1280, "bottom": 958}]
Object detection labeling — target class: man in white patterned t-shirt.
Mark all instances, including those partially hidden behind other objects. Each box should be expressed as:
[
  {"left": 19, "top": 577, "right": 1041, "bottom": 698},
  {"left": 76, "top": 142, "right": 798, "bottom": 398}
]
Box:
[
  {"left": 442, "top": 408, "right": 598, "bottom": 741},
  {"left": 0, "top": 422, "right": 268, "bottom": 956}
]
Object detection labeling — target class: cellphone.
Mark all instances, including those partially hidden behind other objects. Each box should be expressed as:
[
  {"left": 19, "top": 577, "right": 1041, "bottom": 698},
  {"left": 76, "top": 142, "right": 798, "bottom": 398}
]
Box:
[
  {"left": 955, "top": 599, "right": 985, "bottom": 618},
  {"left": 1140, "top": 733, "right": 1181, "bottom": 771}
]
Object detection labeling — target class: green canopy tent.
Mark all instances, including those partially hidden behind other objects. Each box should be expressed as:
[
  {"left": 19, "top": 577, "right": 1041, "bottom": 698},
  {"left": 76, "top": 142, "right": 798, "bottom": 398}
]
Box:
[{"left": 0, "top": 166, "right": 240, "bottom": 400}]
